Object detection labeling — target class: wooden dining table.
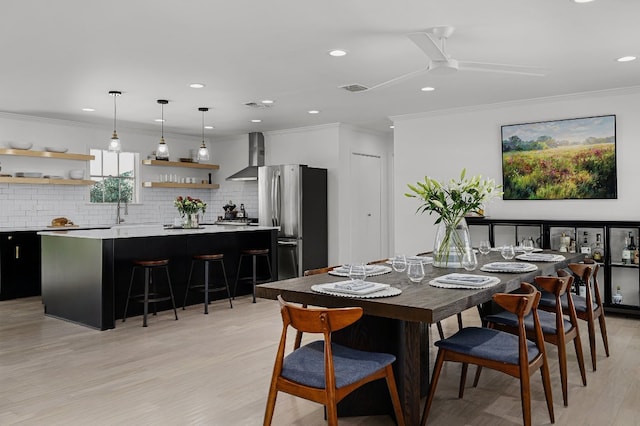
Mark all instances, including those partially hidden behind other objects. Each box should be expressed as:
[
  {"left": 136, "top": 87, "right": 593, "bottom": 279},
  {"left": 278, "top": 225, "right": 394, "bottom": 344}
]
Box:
[{"left": 256, "top": 250, "right": 584, "bottom": 426}]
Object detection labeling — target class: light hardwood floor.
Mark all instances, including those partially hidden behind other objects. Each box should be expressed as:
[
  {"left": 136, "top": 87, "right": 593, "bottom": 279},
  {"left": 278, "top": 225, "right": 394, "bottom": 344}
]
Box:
[{"left": 0, "top": 296, "right": 638, "bottom": 425}]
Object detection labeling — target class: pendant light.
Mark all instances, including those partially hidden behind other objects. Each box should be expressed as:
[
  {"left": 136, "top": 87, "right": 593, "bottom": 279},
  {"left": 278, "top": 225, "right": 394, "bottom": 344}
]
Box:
[
  {"left": 155, "top": 99, "right": 170, "bottom": 160},
  {"left": 197, "top": 107, "right": 210, "bottom": 161},
  {"left": 108, "top": 91, "right": 122, "bottom": 152}
]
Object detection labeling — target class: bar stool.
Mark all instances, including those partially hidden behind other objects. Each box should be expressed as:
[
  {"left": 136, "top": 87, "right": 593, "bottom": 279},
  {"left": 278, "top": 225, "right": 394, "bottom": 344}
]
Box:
[
  {"left": 233, "top": 248, "right": 273, "bottom": 303},
  {"left": 183, "top": 253, "right": 233, "bottom": 314},
  {"left": 123, "top": 258, "right": 178, "bottom": 327}
]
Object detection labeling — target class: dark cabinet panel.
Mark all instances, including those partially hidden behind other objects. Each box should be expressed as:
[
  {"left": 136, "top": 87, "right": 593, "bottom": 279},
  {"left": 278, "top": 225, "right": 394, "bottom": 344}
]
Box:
[{"left": 0, "top": 232, "right": 41, "bottom": 300}]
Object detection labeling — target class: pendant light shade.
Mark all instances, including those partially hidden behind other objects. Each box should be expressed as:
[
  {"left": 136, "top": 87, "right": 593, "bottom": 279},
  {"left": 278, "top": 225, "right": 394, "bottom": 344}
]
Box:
[
  {"left": 156, "top": 100, "right": 169, "bottom": 160},
  {"left": 197, "top": 107, "right": 210, "bottom": 161},
  {"left": 108, "top": 91, "right": 122, "bottom": 152}
]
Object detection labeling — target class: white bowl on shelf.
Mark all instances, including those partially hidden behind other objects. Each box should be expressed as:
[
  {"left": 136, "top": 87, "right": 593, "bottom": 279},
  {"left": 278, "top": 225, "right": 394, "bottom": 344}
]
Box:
[
  {"left": 45, "top": 146, "right": 69, "bottom": 153},
  {"left": 69, "top": 169, "right": 85, "bottom": 180},
  {"left": 9, "top": 141, "right": 33, "bottom": 150}
]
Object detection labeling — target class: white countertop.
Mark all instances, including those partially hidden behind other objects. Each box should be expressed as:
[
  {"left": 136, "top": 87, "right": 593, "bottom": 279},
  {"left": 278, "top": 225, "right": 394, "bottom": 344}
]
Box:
[{"left": 38, "top": 224, "right": 278, "bottom": 240}]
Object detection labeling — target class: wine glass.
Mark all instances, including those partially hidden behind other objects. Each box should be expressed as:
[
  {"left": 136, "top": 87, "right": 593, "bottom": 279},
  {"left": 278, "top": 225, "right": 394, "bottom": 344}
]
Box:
[
  {"left": 406, "top": 260, "right": 425, "bottom": 283},
  {"left": 348, "top": 263, "right": 367, "bottom": 283},
  {"left": 392, "top": 254, "right": 407, "bottom": 272},
  {"left": 462, "top": 248, "right": 478, "bottom": 271},
  {"left": 501, "top": 244, "right": 515, "bottom": 260},
  {"left": 522, "top": 238, "right": 535, "bottom": 254},
  {"left": 478, "top": 240, "right": 491, "bottom": 255}
]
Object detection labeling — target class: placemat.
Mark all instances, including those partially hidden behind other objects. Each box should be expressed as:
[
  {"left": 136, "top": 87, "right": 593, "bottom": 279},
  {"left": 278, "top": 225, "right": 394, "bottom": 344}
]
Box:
[{"left": 311, "top": 282, "right": 401, "bottom": 298}]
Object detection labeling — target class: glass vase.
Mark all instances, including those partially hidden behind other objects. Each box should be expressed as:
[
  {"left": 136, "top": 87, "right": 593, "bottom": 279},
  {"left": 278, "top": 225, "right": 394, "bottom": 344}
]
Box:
[
  {"left": 183, "top": 213, "right": 199, "bottom": 229},
  {"left": 433, "top": 217, "right": 472, "bottom": 268}
]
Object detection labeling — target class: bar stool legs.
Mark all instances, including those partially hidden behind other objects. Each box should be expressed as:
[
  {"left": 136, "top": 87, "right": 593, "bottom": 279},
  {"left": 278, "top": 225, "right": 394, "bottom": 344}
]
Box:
[
  {"left": 123, "top": 259, "right": 178, "bottom": 327},
  {"left": 183, "top": 254, "right": 233, "bottom": 314},
  {"left": 233, "top": 249, "right": 273, "bottom": 303}
]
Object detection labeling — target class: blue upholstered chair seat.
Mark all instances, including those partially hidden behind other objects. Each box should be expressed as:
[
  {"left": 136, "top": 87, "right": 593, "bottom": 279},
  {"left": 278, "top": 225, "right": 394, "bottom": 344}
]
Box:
[
  {"left": 539, "top": 290, "right": 597, "bottom": 313},
  {"left": 281, "top": 340, "right": 396, "bottom": 389},
  {"left": 435, "top": 327, "right": 539, "bottom": 364},
  {"left": 485, "top": 309, "right": 573, "bottom": 335}
]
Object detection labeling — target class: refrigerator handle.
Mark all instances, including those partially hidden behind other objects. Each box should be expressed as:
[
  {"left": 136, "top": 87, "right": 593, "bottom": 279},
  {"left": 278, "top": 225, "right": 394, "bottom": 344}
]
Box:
[
  {"left": 270, "top": 171, "right": 276, "bottom": 226},
  {"left": 274, "top": 170, "right": 281, "bottom": 227}
]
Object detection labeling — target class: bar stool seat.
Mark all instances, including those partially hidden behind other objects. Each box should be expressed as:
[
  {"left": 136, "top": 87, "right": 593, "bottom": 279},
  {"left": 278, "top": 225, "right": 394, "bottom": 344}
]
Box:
[
  {"left": 233, "top": 248, "right": 273, "bottom": 303},
  {"left": 123, "top": 258, "right": 178, "bottom": 327},
  {"left": 183, "top": 253, "right": 233, "bottom": 314}
]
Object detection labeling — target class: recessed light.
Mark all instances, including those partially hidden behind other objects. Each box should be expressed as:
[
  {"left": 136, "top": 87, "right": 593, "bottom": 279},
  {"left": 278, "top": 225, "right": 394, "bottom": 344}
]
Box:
[
  {"left": 389, "top": 125, "right": 395, "bottom": 129},
  {"left": 261, "top": 99, "right": 274, "bottom": 104},
  {"left": 573, "top": 0, "right": 595, "bottom": 3},
  {"left": 328, "top": 49, "right": 348, "bottom": 57},
  {"left": 308, "top": 110, "right": 320, "bottom": 114},
  {"left": 154, "top": 118, "right": 165, "bottom": 122},
  {"left": 421, "top": 86, "right": 436, "bottom": 92},
  {"left": 204, "top": 125, "right": 214, "bottom": 129},
  {"left": 251, "top": 119, "right": 262, "bottom": 123},
  {"left": 189, "top": 83, "right": 205, "bottom": 89},
  {"left": 617, "top": 56, "right": 636, "bottom": 62},
  {"left": 81, "top": 108, "right": 95, "bottom": 112}
]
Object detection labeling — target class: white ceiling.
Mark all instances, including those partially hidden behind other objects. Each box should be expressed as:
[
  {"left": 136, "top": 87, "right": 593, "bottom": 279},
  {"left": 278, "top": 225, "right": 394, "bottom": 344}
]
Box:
[{"left": 1, "top": 0, "right": 639, "bottom": 139}]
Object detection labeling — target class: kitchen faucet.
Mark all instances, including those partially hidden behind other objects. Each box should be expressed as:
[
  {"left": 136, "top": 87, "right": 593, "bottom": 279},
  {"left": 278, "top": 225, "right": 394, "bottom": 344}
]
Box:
[{"left": 115, "top": 197, "right": 128, "bottom": 224}]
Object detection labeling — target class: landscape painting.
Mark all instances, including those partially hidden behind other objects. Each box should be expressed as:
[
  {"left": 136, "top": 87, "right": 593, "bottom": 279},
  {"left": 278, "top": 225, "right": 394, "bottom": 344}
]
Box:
[{"left": 501, "top": 115, "right": 617, "bottom": 200}]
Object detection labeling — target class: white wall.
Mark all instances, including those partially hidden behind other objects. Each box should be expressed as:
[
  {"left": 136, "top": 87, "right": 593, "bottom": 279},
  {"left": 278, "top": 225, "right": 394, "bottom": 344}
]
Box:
[{"left": 393, "top": 87, "right": 640, "bottom": 256}]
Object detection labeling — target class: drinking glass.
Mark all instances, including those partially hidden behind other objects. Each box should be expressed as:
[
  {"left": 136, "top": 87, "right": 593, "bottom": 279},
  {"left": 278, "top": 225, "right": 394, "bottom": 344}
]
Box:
[
  {"left": 392, "top": 254, "right": 407, "bottom": 272},
  {"left": 348, "top": 263, "right": 367, "bottom": 283},
  {"left": 462, "top": 249, "right": 478, "bottom": 271},
  {"left": 407, "top": 260, "right": 425, "bottom": 283},
  {"left": 501, "top": 244, "right": 515, "bottom": 260},
  {"left": 478, "top": 240, "right": 491, "bottom": 255},
  {"left": 522, "top": 238, "right": 535, "bottom": 254}
]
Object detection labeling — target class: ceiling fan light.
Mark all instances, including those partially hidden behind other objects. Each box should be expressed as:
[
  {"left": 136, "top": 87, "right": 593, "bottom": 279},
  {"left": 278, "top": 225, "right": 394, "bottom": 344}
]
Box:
[{"left": 428, "top": 59, "right": 459, "bottom": 75}]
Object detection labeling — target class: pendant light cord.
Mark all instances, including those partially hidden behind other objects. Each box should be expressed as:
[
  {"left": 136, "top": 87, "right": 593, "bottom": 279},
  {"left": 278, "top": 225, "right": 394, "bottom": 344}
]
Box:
[
  {"left": 202, "top": 109, "right": 205, "bottom": 142},
  {"left": 161, "top": 103, "right": 164, "bottom": 138},
  {"left": 113, "top": 94, "right": 117, "bottom": 133}
]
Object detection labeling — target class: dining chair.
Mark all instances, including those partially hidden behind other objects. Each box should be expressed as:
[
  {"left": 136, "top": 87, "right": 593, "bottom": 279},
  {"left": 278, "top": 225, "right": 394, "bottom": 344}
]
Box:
[
  {"left": 480, "top": 275, "right": 587, "bottom": 406},
  {"left": 263, "top": 295, "right": 405, "bottom": 426},
  {"left": 416, "top": 251, "right": 464, "bottom": 339},
  {"left": 295, "top": 266, "right": 342, "bottom": 349},
  {"left": 541, "top": 261, "right": 609, "bottom": 371},
  {"left": 421, "top": 282, "right": 554, "bottom": 426}
]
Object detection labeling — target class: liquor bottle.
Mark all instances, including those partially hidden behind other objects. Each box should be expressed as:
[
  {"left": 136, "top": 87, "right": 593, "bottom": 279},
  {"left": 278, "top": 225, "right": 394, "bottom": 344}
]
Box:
[
  {"left": 622, "top": 236, "right": 631, "bottom": 264},
  {"left": 628, "top": 233, "right": 638, "bottom": 265},
  {"left": 580, "top": 231, "right": 591, "bottom": 256},
  {"left": 592, "top": 233, "right": 604, "bottom": 262},
  {"left": 238, "top": 203, "right": 246, "bottom": 218}
]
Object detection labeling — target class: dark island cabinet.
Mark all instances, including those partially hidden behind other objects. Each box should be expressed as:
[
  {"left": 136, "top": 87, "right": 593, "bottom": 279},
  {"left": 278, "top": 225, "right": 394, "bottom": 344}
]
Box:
[{"left": 0, "top": 231, "right": 41, "bottom": 300}]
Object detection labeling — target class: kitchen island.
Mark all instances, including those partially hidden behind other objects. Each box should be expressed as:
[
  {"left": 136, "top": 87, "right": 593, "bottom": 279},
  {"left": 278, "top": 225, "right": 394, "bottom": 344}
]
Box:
[{"left": 39, "top": 224, "right": 278, "bottom": 330}]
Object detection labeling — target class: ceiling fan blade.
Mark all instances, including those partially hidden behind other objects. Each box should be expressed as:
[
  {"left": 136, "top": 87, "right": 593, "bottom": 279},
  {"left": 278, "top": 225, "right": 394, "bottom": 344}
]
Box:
[
  {"left": 365, "top": 68, "right": 426, "bottom": 91},
  {"left": 458, "top": 61, "right": 548, "bottom": 77},
  {"left": 407, "top": 32, "right": 448, "bottom": 62}
]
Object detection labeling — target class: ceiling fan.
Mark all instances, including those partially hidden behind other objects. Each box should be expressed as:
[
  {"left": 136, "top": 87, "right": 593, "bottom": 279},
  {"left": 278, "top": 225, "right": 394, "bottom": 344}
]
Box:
[{"left": 356, "top": 26, "right": 547, "bottom": 92}]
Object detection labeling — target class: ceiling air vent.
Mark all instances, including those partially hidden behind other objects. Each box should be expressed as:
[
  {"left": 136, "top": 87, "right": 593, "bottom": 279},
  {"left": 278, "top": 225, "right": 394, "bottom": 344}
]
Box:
[
  {"left": 244, "top": 102, "right": 272, "bottom": 108},
  {"left": 340, "top": 84, "right": 369, "bottom": 92}
]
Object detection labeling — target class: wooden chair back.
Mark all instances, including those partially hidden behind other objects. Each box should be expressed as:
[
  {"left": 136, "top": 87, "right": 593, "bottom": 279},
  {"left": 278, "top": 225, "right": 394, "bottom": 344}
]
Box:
[{"left": 279, "top": 295, "right": 362, "bottom": 335}]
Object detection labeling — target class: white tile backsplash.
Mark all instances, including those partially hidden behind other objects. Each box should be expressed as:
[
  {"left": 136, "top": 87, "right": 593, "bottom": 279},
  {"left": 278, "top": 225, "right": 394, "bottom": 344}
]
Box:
[{"left": 0, "top": 181, "right": 259, "bottom": 228}]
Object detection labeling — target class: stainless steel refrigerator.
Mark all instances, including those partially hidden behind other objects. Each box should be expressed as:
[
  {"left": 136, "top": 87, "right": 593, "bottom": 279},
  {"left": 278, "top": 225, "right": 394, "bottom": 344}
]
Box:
[{"left": 258, "top": 165, "right": 327, "bottom": 280}]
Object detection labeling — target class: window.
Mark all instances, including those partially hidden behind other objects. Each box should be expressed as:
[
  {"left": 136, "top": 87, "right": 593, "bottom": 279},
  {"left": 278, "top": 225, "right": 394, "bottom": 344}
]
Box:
[{"left": 89, "top": 149, "right": 138, "bottom": 203}]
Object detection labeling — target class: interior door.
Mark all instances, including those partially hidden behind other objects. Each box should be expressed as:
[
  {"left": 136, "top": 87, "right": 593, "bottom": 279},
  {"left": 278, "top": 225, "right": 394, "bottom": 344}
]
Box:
[{"left": 350, "top": 153, "right": 382, "bottom": 263}]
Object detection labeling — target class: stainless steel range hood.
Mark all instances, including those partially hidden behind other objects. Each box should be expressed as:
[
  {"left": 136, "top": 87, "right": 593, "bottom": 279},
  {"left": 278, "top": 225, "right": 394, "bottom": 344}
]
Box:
[{"left": 226, "top": 132, "right": 265, "bottom": 181}]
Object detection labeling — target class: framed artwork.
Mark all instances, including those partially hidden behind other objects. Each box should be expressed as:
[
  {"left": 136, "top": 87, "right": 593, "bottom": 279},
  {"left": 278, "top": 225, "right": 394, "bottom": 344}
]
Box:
[{"left": 501, "top": 115, "right": 617, "bottom": 200}]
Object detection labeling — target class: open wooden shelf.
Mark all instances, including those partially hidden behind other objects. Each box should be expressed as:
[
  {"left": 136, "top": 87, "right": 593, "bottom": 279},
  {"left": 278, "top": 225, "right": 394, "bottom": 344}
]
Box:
[
  {"left": 0, "top": 148, "right": 94, "bottom": 161},
  {"left": 142, "top": 159, "right": 219, "bottom": 170},
  {"left": 142, "top": 181, "right": 220, "bottom": 189},
  {"left": 0, "top": 177, "right": 94, "bottom": 185}
]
